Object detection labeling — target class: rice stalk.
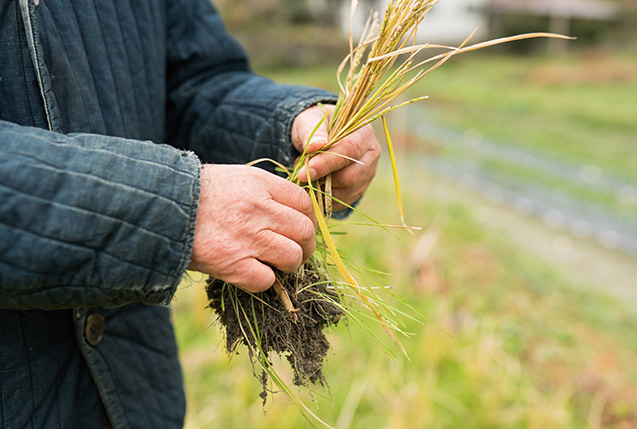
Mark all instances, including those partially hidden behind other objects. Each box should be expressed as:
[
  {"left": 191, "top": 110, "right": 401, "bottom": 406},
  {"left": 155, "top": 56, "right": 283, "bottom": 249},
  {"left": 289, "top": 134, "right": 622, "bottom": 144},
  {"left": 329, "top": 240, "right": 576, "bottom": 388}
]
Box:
[
  {"left": 207, "top": 1, "right": 573, "bottom": 426},
  {"left": 290, "top": 0, "right": 572, "bottom": 356}
]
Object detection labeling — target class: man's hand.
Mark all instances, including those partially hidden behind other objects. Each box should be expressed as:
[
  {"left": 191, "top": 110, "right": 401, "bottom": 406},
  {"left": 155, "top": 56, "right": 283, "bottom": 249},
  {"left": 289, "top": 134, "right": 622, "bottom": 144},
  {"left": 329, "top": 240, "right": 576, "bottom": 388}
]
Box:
[
  {"left": 188, "top": 164, "right": 317, "bottom": 292},
  {"left": 291, "top": 104, "right": 381, "bottom": 211}
]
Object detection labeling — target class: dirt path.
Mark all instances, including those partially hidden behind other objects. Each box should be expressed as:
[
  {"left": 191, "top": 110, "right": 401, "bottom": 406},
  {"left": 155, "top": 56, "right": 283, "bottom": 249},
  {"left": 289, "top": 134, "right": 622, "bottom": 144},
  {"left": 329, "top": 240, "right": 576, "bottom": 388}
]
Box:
[
  {"left": 420, "top": 170, "right": 637, "bottom": 311},
  {"left": 389, "top": 107, "right": 637, "bottom": 310},
  {"left": 403, "top": 106, "right": 637, "bottom": 257}
]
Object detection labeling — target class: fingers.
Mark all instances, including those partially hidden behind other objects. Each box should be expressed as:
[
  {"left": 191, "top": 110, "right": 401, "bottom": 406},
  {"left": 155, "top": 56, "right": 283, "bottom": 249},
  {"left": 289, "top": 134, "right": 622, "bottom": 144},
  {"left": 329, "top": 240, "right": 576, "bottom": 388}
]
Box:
[
  {"left": 260, "top": 202, "right": 316, "bottom": 262},
  {"left": 228, "top": 259, "right": 276, "bottom": 293},
  {"left": 265, "top": 175, "right": 317, "bottom": 227},
  {"left": 330, "top": 138, "right": 380, "bottom": 188},
  {"left": 276, "top": 207, "right": 317, "bottom": 262},
  {"left": 235, "top": 205, "right": 315, "bottom": 290},
  {"left": 298, "top": 145, "right": 356, "bottom": 183},
  {"left": 291, "top": 104, "right": 334, "bottom": 154},
  {"left": 225, "top": 224, "right": 315, "bottom": 293},
  {"left": 189, "top": 164, "right": 320, "bottom": 293},
  {"left": 295, "top": 125, "right": 381, "bottom": 210},
  {"left": 257, "top": 231, "right": 305, "bottom": 273},
  {"left": 298, "top": 124, "right": 380, "bottom": 184}
]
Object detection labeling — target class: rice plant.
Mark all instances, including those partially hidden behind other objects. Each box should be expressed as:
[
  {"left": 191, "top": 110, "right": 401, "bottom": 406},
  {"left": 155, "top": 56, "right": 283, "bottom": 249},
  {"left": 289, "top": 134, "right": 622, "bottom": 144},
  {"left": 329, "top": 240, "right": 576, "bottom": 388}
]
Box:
[{"left": 206, "top": 1, "right": 572, "bottom": 427}]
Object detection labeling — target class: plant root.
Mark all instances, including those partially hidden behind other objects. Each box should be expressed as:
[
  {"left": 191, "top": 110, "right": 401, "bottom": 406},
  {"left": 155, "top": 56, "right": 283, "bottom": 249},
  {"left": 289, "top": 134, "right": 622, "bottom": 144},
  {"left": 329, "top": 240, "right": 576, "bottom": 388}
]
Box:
[
  {"left": 206, "top": 263, "right": 343, "bottom": 399},
  {"left": 273, "top": 273, "right": 299, "bottom": 323}
]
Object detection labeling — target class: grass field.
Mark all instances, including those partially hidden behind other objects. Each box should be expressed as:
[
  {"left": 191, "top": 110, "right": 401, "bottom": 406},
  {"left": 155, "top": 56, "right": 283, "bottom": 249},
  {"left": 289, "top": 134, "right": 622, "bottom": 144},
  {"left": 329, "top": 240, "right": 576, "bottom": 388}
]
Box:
[
  {"left": 172, "top": 51, "right": 637, "bottom": 428},
  {"left": 411, "top": 53, "right": 637, "bottom": 177}
]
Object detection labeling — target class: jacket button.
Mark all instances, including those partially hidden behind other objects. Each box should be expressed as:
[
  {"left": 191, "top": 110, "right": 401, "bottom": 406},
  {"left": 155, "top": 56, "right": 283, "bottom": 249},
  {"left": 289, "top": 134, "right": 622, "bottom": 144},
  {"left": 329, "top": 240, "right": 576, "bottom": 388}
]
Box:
[{"left": 85, "top": 313, "right": 105, "bottom": 346}]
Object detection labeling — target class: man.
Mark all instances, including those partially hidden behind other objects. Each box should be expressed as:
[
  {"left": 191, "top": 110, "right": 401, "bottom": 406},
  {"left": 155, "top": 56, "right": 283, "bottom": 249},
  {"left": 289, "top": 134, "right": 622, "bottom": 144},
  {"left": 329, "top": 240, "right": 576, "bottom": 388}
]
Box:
[{"left": 0, "top": 0, "right": 380, "bottom": 427}]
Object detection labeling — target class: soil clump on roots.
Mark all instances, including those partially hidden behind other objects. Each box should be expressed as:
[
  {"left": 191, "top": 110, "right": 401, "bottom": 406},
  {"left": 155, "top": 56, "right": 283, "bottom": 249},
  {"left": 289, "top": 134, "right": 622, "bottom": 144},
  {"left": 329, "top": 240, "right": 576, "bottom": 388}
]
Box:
[{"left": 206, "top": 264, "right": 343, "bottom": 400}]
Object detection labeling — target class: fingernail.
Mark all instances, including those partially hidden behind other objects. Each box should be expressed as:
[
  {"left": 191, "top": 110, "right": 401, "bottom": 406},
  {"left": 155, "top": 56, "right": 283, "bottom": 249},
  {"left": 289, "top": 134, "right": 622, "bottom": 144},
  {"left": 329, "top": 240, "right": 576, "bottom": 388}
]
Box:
[
  {"left": 308, "top": 140, "right": 326, "bottom": 153},
  {"left": 298, "top": 167, "right": 307, "bottom": 181},
  {"left": 297, "top": 167, "right": 316, "bottom": 182},
  {"left": 304, "top": 167, "right": 317, "bottom": 181}
]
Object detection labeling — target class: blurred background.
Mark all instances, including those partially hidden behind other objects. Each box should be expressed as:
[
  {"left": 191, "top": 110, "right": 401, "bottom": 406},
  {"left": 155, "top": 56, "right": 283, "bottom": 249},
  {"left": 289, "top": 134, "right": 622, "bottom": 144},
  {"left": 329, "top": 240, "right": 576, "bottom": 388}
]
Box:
[{"left": 173, "top": 0, "right": 637, "bottom": 427}]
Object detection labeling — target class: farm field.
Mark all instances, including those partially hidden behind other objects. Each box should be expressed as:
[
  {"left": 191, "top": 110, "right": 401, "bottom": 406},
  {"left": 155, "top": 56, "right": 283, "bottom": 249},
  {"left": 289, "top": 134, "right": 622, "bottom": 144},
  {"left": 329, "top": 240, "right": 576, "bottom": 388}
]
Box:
[{"left": 172, "top": 51, "right": 637, "bottom": 428}]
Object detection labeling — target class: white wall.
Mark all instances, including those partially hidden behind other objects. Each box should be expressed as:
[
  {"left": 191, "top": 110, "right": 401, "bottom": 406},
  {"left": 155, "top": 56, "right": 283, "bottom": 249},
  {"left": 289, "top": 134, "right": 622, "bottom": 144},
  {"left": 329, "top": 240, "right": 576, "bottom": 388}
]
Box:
[{"left": 341, "top": 0, "right": 489, "bottom": 45}]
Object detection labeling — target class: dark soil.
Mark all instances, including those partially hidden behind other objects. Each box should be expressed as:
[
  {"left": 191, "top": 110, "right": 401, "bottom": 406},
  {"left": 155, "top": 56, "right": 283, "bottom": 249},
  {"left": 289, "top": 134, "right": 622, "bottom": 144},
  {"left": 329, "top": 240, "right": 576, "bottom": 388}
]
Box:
[{"left": 206, "top": 263, "right": 343, "bottom": 400}]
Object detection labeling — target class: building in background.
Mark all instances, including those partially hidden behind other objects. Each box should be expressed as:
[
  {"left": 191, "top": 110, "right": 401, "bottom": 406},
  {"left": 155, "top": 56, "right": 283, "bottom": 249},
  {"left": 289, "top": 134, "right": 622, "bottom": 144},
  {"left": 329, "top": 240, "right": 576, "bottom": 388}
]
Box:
[
  {"left": 213, "top": 0, "right": 631, "bottom": 68},
  {"left": 485, "top": 0, "right": 620, "bottom": 52},
  {"left": 335, "top": 0, "right": 621, "bottom": 47},
  {"left": 339, "top": 0, "right": 489, "bottom": 44}
]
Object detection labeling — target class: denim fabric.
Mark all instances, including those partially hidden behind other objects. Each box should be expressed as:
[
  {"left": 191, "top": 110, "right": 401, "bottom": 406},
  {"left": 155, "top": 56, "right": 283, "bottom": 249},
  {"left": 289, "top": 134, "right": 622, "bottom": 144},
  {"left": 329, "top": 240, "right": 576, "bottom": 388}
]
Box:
[
  {"left": 0, "top": 309, "right": 108, "bottom": 428},
  {"left": 164, "top": 0, "right": 337, "bottom": 168},
  {"left": 0, "top": 121, "right": 201, "bottom": 309},
  {"left": 0, "top": 0, "right": 49, "bottom": 129},
  {"left": 0, "top": 0, "right": 337, "bottom": 427}
]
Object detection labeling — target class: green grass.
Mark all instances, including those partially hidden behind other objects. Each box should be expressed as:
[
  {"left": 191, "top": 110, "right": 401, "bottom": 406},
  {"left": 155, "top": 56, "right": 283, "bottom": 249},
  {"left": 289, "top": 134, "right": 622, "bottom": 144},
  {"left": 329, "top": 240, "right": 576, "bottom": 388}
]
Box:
[{"left": 407, "top": 53, "right": 637, "bottom": 182}]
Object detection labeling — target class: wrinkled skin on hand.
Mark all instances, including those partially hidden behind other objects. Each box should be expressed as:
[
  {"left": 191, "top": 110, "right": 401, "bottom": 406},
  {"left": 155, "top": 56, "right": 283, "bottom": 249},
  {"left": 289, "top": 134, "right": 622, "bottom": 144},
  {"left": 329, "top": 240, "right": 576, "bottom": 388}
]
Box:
[
  {"left": 291, "top": 104, "right": 382, "bottom": 212},
  {"left": 188, "top": 105, "right": 381, "bottom": 292},
  {"left": 188, "top": 164, "right": 317, "bottom": 292}
]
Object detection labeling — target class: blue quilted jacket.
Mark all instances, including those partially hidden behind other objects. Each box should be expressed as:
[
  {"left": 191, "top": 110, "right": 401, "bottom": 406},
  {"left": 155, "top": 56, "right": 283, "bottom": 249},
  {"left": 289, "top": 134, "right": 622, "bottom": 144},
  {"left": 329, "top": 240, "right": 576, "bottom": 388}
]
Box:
[{"left": 0, "top": 0, "right": 335, "bottom": 427}]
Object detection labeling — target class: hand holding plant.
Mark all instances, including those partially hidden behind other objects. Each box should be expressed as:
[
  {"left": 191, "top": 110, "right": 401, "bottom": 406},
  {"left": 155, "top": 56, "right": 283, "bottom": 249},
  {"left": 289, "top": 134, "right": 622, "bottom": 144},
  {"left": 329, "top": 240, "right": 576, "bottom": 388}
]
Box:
[
  {"left": 204, "top": 1, "right": 573, "bottom": 426},
  {"left": 189, "top": 164, "right": 317, "bottom": 291},
  {"left": 292, "top": 104, "right": 381, "bottom": 212}
]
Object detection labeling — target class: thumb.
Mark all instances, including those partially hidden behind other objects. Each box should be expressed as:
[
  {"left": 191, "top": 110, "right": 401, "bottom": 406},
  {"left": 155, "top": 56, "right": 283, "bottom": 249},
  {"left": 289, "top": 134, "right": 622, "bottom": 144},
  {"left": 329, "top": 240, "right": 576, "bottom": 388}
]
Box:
[
  {"left": 292, "top": 104, "right": 333, "bottom": 154},
  {"left": 305, "top": 118, "right": 329, "bottom": 154}
]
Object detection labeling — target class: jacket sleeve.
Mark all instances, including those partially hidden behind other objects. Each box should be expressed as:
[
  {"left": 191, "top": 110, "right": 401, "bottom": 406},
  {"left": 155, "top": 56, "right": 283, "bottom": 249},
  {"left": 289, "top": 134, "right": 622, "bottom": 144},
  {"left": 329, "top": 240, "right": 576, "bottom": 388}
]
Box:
[
  {"left": 0, "top": 120, "right": 201, "bottom": 310},
  {"left": 165, "top": 0, "right": 338, "bottom": 170}
]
